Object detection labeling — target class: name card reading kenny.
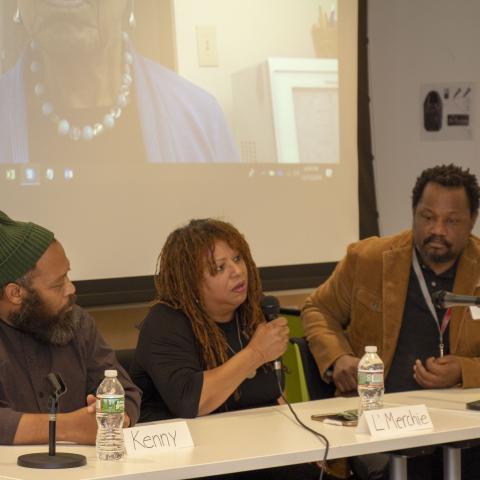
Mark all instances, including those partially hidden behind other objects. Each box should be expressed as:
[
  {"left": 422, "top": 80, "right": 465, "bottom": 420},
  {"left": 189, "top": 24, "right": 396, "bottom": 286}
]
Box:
[
  {"left": 357, "top": 404, "right": 433, "bottom": 437},
  {"left": 123, "top": 421, "right": 194, "bottom": 456}
]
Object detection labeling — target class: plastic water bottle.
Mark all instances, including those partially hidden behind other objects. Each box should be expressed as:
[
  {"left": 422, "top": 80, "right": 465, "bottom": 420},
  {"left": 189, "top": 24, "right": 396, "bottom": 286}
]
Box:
[
  {"left": 357, "top": 346, "right": 384, "bottom": 414},
  {"left": 96, "top": 370, "right": 125, "bottom": 460}
]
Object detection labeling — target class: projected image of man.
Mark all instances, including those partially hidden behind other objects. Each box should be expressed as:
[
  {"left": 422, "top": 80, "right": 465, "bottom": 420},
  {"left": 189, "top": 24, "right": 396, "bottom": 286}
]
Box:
[{"left": 0, "top": 0, "right": 239, "bottom": 165}]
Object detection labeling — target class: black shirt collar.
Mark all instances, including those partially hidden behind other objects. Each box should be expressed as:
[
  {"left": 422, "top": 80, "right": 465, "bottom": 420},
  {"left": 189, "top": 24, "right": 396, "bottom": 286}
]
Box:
[{"left": 414, "top": 247, "right": 460, "bottom": 280}]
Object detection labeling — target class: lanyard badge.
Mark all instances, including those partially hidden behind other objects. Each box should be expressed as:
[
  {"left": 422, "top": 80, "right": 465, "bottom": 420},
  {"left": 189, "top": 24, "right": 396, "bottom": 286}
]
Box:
[{"left": 412, "top": 249, "right": 452, "bottom": 357}]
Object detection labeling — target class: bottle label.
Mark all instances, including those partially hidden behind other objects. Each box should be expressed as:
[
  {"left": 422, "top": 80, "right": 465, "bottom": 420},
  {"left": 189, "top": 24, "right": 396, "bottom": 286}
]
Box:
[
  {"left": 358, "top": 370, "right": 383, "bottom": 387},
  {"left": 96, "top": 395, "right": 125, "bottom": 414}
]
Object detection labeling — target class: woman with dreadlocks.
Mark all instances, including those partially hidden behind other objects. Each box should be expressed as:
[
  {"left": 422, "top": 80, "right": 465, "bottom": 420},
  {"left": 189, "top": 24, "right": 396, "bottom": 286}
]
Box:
[
  {"left": 130, "top": 219, "right": 321, "bottom": 479},
  {"left": 130, "top": 218, "right": 289, "bottom": 422}
]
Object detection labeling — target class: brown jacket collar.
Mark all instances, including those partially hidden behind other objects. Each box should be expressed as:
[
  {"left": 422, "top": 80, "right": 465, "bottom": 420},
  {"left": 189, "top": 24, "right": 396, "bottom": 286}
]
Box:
[{"left": 381, "top": 230, "right": 480, "bottom": 373}]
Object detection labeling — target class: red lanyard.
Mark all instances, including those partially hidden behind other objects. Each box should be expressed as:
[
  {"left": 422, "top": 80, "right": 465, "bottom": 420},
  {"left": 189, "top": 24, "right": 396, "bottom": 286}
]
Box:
[
  {"left": 412, "top": 249, "right": 452, "bottom": 357},
  {"left": 437, "top": 308, "right": 452, "bottom": 357}
]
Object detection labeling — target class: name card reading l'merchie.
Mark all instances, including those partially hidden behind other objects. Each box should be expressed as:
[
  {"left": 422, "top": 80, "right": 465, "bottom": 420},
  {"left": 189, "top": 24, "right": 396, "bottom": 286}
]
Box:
[
  {"left": 356, "top": 404, "right": 433, "bottom": 438},
  {"left": 123, "top": 421, "right": 194, "bottom": 456}
]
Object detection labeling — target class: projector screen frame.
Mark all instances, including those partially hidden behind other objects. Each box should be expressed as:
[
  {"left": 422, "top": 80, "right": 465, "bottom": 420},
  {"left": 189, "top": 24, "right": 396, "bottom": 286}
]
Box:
[{"left": 74, "top": 262, "right": 338, "bottom": 307}]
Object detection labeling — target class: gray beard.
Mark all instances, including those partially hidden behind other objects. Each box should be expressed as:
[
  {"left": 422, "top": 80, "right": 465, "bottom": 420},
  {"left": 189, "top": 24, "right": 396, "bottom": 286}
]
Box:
[{"left": 8, "top": 291, "right": 79, "bottom": 346}]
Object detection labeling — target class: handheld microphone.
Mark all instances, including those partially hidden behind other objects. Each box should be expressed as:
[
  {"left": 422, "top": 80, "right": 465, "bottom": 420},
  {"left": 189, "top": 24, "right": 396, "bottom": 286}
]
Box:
[
  {"left": 261, "top": 295, "right": 280, "bottom": 321},
  {"left": 260, "top": 296, "right": 282, "bottom": 374},
  {"left": 432, "top": 290, "right": 480, "bottom": 309},
  {"left": 260, "top": 295, "right": 330, "bottom": 478}
]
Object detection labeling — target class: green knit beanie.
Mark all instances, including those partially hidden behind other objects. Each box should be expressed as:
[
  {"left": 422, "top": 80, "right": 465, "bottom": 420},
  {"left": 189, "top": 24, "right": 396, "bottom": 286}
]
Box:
[{"left": 0, "top": 211, "right": 54, "bottom": 287}]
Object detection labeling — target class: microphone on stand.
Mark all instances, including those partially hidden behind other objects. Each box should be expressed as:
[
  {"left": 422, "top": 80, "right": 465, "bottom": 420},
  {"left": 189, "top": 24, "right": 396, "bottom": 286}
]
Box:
[
  {"left": 434, "top": 291, "right": 480, "bottom": 412},
  {"left": 261, "top": 295, "right": 282, "bottom": 377},
  {"left": 432, "top": 290, "right": 480, "bottom": 309},
  {"left": 17, "top": 373, "right": 87, "bottom": 469}
]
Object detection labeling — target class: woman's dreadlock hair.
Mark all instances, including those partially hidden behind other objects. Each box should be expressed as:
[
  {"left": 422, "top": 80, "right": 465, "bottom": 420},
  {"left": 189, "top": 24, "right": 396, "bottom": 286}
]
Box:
[{"left": 154, "top": 218, "right": 264, "bottom": 370}]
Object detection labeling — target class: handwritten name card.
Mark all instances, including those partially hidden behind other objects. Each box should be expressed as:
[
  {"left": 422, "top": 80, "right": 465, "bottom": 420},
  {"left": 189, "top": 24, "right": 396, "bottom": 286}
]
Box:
[
  {"left": 123, "top": 420, "right": 194, "bottom": 456},
  {"left": 357, "top": 404, "right": 433, "bottom": 437}
]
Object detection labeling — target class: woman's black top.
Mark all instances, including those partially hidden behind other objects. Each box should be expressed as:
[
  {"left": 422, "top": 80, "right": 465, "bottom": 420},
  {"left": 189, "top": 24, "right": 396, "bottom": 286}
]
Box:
[{"left": 130, "top": 303, "right": 284, "bottom": 423}]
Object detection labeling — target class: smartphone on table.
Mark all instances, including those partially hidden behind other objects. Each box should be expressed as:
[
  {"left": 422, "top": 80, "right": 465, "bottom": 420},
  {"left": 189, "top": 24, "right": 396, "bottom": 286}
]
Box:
[{"left": 311, "top": 409, "right": 359, "bottom": 426}]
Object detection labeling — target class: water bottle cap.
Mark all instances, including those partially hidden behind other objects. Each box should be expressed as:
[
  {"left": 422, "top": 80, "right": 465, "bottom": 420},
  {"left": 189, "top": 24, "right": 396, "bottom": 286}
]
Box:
[
  {"left": 365, "top": 345, "right": 377, "bottom": 353},
  {"left": 104, "top": 369, "right": 118, "bottom": 377}
]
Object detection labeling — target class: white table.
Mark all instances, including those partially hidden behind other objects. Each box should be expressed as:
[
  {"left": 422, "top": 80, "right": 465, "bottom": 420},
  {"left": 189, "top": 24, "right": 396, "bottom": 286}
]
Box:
[
  {"left": 384, "top": 389, "right": 480, "bottom": 479},
  {"left": 1, "top": 391, "right": 480, "bottom": 480},
  {"left": 385, "top": 388, "right": 480, "bottom": 413}
]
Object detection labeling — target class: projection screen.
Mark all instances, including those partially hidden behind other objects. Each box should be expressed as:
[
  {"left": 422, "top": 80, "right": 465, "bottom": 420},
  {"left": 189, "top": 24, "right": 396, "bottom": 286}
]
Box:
[{"left": 0, "top": 0, "right": 358, "bottom": 297}]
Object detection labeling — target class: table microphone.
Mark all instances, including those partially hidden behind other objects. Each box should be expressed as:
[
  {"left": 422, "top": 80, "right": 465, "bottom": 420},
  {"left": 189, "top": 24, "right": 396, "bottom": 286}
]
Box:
[
  {"left": 432, "top": 291, "right": 480, "bottom": 418},
  {"left": 432, "top": 290, "right": 480, "bottom": 309},
  {"left": 17, "top": 373, "right": 86, "bottom": 469},
  {"left": 261, "top": 295, "right": 282, "bottom": 375}
]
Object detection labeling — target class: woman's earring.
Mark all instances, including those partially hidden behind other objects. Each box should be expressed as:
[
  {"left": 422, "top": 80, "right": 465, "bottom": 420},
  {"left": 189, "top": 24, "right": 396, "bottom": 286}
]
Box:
[
  {"left": 13, "top": 7, "right": 22, "bottom": 24},
  {"left": 128, "top": 0, "right": 136, "bottom": 29}
]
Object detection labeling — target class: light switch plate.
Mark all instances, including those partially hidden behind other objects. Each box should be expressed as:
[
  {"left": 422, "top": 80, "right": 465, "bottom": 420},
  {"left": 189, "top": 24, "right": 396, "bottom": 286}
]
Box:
[{"left": 196, "top": 26, "right": 218, "bottom": 67}]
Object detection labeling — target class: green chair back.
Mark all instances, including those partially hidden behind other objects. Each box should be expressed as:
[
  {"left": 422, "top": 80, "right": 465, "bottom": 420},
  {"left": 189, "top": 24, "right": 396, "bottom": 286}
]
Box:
[
  {"left": 283, "top": 313, "right": 309, "bottom": 403},
  {"left": 282, "top": 311, "right": 335, "bottom": 403},
  {"left": 290, "top": 341, "right": 311, "bottom": 402}
]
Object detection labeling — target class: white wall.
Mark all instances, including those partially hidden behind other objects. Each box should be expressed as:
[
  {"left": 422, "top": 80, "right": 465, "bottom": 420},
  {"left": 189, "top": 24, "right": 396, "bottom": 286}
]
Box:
[
  {"left": 369, "top": 0, "right": 480, "bottom": 236},
  {"left": 172, "top": 0, "right": 323, "bottom": 122},
  {"left": 0, "top": 3, "right": 5, "bottom": 74}
]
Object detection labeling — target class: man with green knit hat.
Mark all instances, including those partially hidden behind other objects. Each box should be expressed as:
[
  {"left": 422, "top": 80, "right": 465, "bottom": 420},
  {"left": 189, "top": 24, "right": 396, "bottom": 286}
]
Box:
[
  {"left": 0, "top": 211, "right": 141, "bottom": 445},
  {"left": 0, "top": 211, "right": 54, "bottom": 289}
]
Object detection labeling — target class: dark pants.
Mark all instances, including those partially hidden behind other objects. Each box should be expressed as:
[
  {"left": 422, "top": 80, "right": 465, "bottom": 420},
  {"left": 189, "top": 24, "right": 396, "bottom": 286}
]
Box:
[
  {"left": 205, "top": 462, "right": 320, "bottom": 480},
  {"left": 351, "top": 446, "right": 480, "bottom": 480}
]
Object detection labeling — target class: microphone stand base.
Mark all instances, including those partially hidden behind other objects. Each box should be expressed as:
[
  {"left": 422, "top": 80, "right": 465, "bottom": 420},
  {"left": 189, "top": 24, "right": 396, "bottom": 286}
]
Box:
[{"left": 18, "top": 452, "right": 87, "bottom": 469}]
